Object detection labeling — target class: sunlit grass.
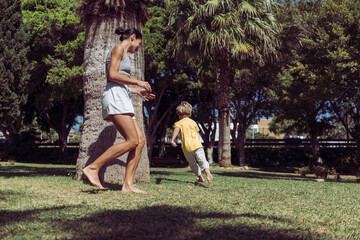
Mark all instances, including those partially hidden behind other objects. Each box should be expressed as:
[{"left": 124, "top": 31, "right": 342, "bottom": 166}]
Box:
[{"left": 1, "top": 163, "right": 359, "bottom": 239}]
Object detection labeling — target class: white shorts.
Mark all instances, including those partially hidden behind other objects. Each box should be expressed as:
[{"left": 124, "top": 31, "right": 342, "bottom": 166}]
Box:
[{"left": 102, "top": 82, "right": 135, "bottom": 121}]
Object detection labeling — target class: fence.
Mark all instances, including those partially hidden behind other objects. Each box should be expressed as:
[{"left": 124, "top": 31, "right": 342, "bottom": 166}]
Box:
[
  {"left": 245, "top": 139, "right": 357, "bottom": 148},
  {"left": 0, "top": 139, "right": 357, "bottom": 150}
]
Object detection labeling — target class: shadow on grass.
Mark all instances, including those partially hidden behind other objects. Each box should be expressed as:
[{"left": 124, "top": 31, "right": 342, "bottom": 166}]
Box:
[
  {"left": 0, "top": 165, "right": 74, "bottom": 178},
  {"left": 214, "top": 171, "right": 360, "bottom": 184},
  {"left": 0, "top": 206, "right": 69, "bottom": 227},
  {"left": 150, "top": 170, "right": 190, "bottom": 176},
  {"left": 214, "top": 171, "right": 308, "bottom": 181},
  {"left": 0, "top": 202, "right": 326, "bottom": 240},
  {"left": 155, "top": 178, "right": 208, "bottom": 188},
  {"left": 45, "top": 205, "right": 314, "bottom": 240},
  {"left": 80, "top": 180, "right": 124, "bottom": 193}
]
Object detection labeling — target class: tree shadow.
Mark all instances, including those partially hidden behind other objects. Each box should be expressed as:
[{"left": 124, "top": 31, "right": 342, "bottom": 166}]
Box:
[
  {"left": 53, "top": 205, "right": 316, "bottom": 240},
  {"left": 150, "top": 170, "right": 189, "bottom": 176},
  {"left": 0, "top": 206, "right": 69, "bottom": 227},
  {"left": 214, "top": 171, "right": 360, "bottom": 184},
  {"left": 0, "top": 204, "right": 327, "bottom": 239},
  {"left": 0, "top": 165, "right": 74, "bottom": 178},
  {"left": 214, "top": 171, "right": 311, "bottom": 182},
  {"left": 258, "top": 166, "right": 297, "bottom": 173}
]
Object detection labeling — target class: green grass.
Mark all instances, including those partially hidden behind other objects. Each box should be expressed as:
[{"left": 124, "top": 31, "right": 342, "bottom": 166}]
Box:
[{"left": 1, "top": 163, "right": 360, "bottom": 240}]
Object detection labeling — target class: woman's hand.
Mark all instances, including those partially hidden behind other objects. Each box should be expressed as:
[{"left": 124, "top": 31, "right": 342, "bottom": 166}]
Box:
[
  {"left": 132, "top": 88, "right": 155, "bottom": 101},
  {"left": 137, "top": 80, "right": 152, "bottom": 92}
]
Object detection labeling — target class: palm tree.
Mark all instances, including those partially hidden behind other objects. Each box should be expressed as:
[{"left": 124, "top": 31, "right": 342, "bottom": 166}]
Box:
[
  {"left": 74, "top": 0, "right": 150, "bottom": 183},
  {"left": 170, "top": 0, "right": 280, "bottom": 167}
]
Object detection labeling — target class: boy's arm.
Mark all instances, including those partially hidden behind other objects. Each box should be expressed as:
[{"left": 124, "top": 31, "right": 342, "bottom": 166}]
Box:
[{"left": 171, "top": 127, "right": 180, "bottom": 148}]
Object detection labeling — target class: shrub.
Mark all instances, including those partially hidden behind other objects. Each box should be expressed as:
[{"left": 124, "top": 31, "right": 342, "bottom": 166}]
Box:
[
  {"left": 6, "top": 131, "right": 39, "bottom": 162},
  {"left": 295, "top": 166, "right": 311, "bottom": 176}
]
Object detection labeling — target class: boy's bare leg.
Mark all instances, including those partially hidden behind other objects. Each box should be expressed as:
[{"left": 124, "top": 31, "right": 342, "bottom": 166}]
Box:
[
  {"left": 204, "top": 168, "right": 213, "bottom": 183},
  {"left": 197, "top": 175, "right": 205, "bottom": 182}
]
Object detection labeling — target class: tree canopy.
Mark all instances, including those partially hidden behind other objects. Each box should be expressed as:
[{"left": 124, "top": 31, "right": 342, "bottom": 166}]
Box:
[
  {"left": 22, "top": 0, "right": 85, "bottom": 151},
  {"left": 0, "top": 0, "right": 31, "bottom": 140}
]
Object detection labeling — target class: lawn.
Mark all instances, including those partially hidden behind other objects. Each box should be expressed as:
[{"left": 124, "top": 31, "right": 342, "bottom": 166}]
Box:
[{"left": 1, "top": 163, "right": 359, "bottom": 240}]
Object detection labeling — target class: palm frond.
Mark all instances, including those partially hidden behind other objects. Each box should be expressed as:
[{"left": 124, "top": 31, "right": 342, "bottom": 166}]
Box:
[
  {"left": 202, "top": 0, "right": 219, "bottom": 17},
  {"left": 78, "top": 0, "right": 148, "bottom": 24},
  {"left": 171, "top": 0, "right": 280, "bottom": 63},
  {"left": 238, "top": 1, "right": 258, "bottom": 17},
  {"left": 211, "top": 11, "right": 238, "bottom": 29}
]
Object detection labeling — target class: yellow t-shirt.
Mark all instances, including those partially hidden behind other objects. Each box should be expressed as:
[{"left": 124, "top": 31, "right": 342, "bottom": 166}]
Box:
[{"left": 174, "top": 117, "right": 203, "bottom": 153}]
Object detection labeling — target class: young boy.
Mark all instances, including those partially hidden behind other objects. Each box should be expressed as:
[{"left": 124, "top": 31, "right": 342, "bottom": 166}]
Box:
[{"left": 171, "top": 101, "right": 213, "bottom": 183}]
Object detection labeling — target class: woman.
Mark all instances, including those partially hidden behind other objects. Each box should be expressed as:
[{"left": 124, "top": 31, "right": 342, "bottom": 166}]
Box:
[{"left": 82, "top": 28, "right": 155, "bottom": 193}]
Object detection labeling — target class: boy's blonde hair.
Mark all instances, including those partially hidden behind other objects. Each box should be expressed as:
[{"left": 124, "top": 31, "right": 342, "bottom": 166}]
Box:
[{"left": 176, "top": 101, "right": 192, "bottom": 116}]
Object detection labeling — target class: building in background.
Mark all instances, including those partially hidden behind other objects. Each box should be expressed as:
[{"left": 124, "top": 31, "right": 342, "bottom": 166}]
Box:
[{"left": 256, "top": 119, "right": 285, "bottom": 139}]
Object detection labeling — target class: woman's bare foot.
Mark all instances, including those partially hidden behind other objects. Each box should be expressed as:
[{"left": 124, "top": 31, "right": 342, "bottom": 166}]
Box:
[
  {"left": 82, "top": 167, "right": 105, "bottom": 190},
  {"left": 131, "top": 187, "right": 147, "bottom": 194},
  {"left": 197, "top": 175, "right": 205, "bottom": 182},
  {"left": 121, "top": 184, "right": 146, "bottom": 194},
  {"left": 204, "top": 169, "right": 213, "bottom": 183}
]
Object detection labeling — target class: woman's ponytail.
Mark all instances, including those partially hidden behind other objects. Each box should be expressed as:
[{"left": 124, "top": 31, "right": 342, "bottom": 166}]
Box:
[{"left": 115, "top": 28, "right": 142, "bottom": 41}]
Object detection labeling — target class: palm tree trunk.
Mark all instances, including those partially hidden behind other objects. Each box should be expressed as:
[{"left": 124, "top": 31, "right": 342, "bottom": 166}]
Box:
[
  {"left": 74, "top": 15, "right": 149, "bottom": 183},
  {"left": 216, "top": 52, "right": 232, "bottom": 167},
  {"left": 218, "top": 108, "right": 231, "bottom": 167}
]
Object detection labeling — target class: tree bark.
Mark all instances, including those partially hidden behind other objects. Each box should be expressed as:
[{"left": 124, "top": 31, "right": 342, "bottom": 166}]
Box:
[
  {"left": 219, "top": 108, "right": 232, "bottom": 167},
  {"left": 355, "top": 140, "right": 360, "bottom": 173},
  {"left": 237, "top": 130, "right": 246, "bottom": 167},
  {"left": 206, "top": 145, "right": 214, "bottom": 164},
  {"left": 309, "top": 120, "right": 321, "bottom": 167},
  {"left": 74, "top": 15, "right": 149, "bottom": 183},
  {"left": 217, "top": 113, "right": 223, "bottom": 164},
  {"left": 216, "top": 51, "right": 231, "bottom": 167}
]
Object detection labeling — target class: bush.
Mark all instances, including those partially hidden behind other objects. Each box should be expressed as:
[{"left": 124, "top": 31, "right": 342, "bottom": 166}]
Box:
[
  {"left": 295, "top": 166, "right": 311, "bottom": 176},
  {"left": 5, "top": 131, "right": 39, "bottom": 162}
]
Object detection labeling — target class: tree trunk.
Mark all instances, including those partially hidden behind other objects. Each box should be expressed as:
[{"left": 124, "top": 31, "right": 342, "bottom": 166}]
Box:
[
  {"left": 219, "top": 108, "right": 231, "bottom": 167},
  {"left": 237, "top": 130, "right": 246, "bottom": 167},
  {"left": 158, "top": 112, "right": 171, "bottom": 158},
  {"left": 205, "top": 146, "right": 213, "bottom": 164},
  {"left": 74, "top": 16, "right": 149, "bottom": 183},
  {"left": 309, "top": 121, "right": 321, "bottom": 167},
  {"left": 206, "top": 123, "right": 216, "bottom": 164},
  {"left": 159, "top": 135, "right": 166, "bottom": 158},
  {"left": 59, "top": 135, "right": 67, "bottom": 153},
  {"left": 217, "top": 113, "right": 223, "bottom": 164},
  {"left": 356, "top": 140, "right": 360, "bottom": 174},
  {"left": 216, "top": 51, "right": 231, "bottom": 167}
]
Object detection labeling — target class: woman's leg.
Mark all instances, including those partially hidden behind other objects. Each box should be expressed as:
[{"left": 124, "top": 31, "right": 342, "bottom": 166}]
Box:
[
  {"left": 122, "top": 119, "right": 146, "bottom": 193},
  {"left": 82, "top": 114, "right": 139, "bottom": 189}
]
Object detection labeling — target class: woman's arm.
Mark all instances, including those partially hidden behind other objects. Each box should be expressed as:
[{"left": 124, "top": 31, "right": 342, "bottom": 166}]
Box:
[
  {"left": 108, "top": 45, "right": 151, "bottom": 91},
  {"left": 131, "top": 88, "right": 155, "bottom": 101}
]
